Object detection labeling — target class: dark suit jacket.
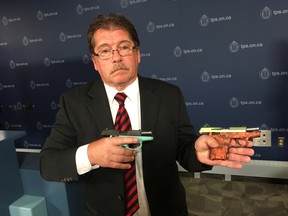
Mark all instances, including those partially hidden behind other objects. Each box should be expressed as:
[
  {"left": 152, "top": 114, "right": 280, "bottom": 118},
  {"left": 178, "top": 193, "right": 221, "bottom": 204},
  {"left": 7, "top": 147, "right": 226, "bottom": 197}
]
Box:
[{"left": 40, "top": 76, "right": 211, "bottom": 216}]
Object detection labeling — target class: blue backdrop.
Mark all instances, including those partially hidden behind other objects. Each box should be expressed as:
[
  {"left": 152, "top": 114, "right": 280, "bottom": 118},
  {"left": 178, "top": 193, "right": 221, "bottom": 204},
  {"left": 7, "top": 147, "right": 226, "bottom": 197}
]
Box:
[{"left": 1, "top": 0, "right": 288, "bottom": 161}]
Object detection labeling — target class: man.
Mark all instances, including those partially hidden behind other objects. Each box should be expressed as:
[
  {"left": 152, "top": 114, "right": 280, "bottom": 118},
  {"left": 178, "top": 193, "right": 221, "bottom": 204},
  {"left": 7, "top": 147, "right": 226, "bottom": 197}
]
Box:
[{"left": 40, "top": 13, "right": 254, "bottom": 216}]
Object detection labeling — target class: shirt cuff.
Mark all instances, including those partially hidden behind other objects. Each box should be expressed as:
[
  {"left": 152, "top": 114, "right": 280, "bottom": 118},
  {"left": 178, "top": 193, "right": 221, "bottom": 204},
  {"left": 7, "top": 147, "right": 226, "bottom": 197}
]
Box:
[{"left": 75, "top": 144, "right": 100, "bottom": 175}]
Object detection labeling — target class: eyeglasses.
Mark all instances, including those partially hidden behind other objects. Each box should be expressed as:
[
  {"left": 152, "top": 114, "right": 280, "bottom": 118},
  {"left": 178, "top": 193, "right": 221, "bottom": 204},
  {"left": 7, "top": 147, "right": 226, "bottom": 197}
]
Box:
[{"left": 94, "top": 44, "right": 136, "bottom": 60}]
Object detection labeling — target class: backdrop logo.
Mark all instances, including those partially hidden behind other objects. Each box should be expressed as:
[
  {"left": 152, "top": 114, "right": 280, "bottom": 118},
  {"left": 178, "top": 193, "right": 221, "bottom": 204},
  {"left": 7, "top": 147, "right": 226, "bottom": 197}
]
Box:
[
  {"left": 0, "top": 41, "right": 8, "bottom": 46},
  {"left": 0, "top": 83, "right": 15, "bottom": 91},
  {"left": 147, "top": 22, "right": 155, "bottom": 33},
  {"left": 50, "top": 101, "right": 59, "bottom": 110},
  {"left": 186, "top": 101, "right": 204, "bottom": 106},
  {"left": 229, "top": 97, "right": 239, "bottom": 108},
  {"left": 202, "top": 71, "right": 232, "bottom": 81},
  {"left": 66, "top": 79, "right": 73, "bottom": 88},
  {"left": 44, "top": 57, "right": 65, "bottom": 67},
  {"left": 9, "top": 60, "right": 16, "bottom": 69},
  {"left": 230, "top": 97, "right": 262, "bottom": 108},
  {"left": 29, "top": 80, "right": 50, "bottom": 89},
  {"left": 36, "top": 122, "right": 52, "bottom": 130},
  {"left": 9, "top": 60, "right": 28, "bottom": 69},
  {"left": 199, "top": 15, "right": 210, "bottom": 27},
  {"left": 76, "top": 4, "right": 100, "bottom": 15},
  {"left": 201, "top": 71, "right": 210, "bottom": 82},
  {"left": 82, "top": 55, "right": 90, "bottom": 64},
  {"left": 37, "top": 10, "right": 58, "bottom": 20},
  {"left": 200, "top": 14, "right": 232, "bottom": 27},
  {"left": 259, "top": 68, "right": 271, "bottom": 80},
  {"left": 76, "top": 4, "right": 84, "bottom": 15},
  {"left": 59, "top": 32, "right": 82, "bottom": 42},
  {"left": 140, "top": 53, "right": 151, "bottom": 58},
  {"left": 30, "top": 81, "right": 36, "bottom": 89},
  {"left": 120, "top": 0, "right": 147, "bottom": 8},
  {"left": 183, "top": 48, "right": 203, "bottom": 55},
  {"left": 120, "top": 0, "right": 129, "bottom": 8},
  {"left": 229, "top": 41, "right": 263, "bottom": 53},
  {"left": 22, "top": 140, "right": 41, "bottom": 148},
  {"left": 2, "top": 16, "right": 21, "bottom": 26},
  {"left": 173, "top": 46, "right": 182, "bottom": 57},
  {"left": 59, "top": 32, "right": 67, "bottom": 42},
  {"left": 23, "top": 36, "right": 29, "bottom": 46},
  {"left": 150, "top": 74, "right": 177, "bottom": 82},
  {"left": 37, "top": 11, "right": 44, "bottom": 20},
  {"left": 229, "top": 41, "right": 240, "bottom": 53},
  {"left": 65, "top": 78, "right": 87, "bottom": 88},
  {"left": 147, "top": 21, "right": 175, "bottom": 32},
  {"left": 260, "top": 7, "right": 273, "bottom": 20},
  {"left": 260, "top": 67, "right": 288, "bottom": 78},
  {"left": 2, "top": 16, "right": 8, "bottom": 25},
  {"left": 36, "top": 121, "right": 43, "bottom": 130},
  {"left": 260, "top": 124, "right": 269, "bottom": 130},
  {"left": 44, "top": 58, "right": 51, "bottom": 67},
  {"left": 23, "top": 141, "right": 30, "bottom": 148},
  {"left": 22, "top": 36, "right": 43, "bottom": 46}
]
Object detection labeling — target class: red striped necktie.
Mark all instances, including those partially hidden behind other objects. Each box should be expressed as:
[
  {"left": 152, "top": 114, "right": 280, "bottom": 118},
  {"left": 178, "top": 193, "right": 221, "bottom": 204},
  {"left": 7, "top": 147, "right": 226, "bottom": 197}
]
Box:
[{"left": 114, "top": 92, "right": 139, "bottom": 216}]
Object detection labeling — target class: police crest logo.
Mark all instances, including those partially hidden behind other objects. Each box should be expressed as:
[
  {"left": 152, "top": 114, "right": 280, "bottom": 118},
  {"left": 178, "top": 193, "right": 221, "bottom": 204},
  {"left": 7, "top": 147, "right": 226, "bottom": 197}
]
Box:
[
  {"left": 147, "top": 22, "right": 155, "bottom": 33},
  {"left": 229, "top": 41, "right": 240, "bottom": 53},
  {"left": 201, "top": 71, "right": 210, "bottom": 83},
  {"left": 260, "top": 7, "right": 272, "bottom": 20},
  {"left": 174, "top": 46, "right": 182, "bottom": 58},
  {"left": 199, "top": 15, "right": 209, "bottom": 27}
]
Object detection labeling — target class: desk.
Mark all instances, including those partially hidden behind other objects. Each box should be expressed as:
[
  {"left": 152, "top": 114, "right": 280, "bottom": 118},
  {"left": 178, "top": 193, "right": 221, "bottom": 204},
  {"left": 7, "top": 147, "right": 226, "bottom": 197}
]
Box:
[{"left": 0, "top": 130, "right": 26, "bottom": 216}]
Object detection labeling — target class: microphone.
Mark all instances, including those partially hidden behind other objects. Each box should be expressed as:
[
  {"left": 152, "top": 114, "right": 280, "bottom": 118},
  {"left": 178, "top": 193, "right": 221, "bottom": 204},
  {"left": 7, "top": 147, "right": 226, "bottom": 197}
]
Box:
[{"left": 6, "top": 103, "right": 33, "bottom": 130}]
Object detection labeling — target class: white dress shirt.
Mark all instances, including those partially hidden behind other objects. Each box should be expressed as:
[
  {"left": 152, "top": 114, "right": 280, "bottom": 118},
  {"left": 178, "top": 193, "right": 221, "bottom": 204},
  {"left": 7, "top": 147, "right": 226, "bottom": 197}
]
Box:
[{"left": 75, "top": 77, "right": 150, "bottom": 215}]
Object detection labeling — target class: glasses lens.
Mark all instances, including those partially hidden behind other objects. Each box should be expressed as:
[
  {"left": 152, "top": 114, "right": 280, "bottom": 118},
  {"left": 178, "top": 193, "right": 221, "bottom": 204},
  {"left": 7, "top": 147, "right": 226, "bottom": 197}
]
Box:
[
  {"left": 119, "top": 47, "right": 132, "bottom": 56},
  {"left": 100, "top": 50, "right": 112, "bottom": 59}
]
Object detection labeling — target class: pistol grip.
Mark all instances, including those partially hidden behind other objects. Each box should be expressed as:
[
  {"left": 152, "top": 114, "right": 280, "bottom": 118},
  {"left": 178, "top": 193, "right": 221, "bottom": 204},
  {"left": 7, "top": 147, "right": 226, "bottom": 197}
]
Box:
[
  {"left": 210, "top": 136, "right": 230, "bottom": 160},
  {"left": 121, "top": 136, "right": 153, "bottom": 150}
]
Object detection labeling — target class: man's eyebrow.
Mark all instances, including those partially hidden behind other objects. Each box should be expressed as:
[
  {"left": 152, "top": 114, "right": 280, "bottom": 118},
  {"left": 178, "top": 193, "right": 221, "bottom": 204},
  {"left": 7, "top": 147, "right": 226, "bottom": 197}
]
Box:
[
  {"left": 96, "top": 43, "right": 110, "bottom": 50},
  {"left": 96, "top": 40, "right": 133, "bottom": 50},
  {"left": 118, "top": 40, "right": 133, "bottom": 45}
]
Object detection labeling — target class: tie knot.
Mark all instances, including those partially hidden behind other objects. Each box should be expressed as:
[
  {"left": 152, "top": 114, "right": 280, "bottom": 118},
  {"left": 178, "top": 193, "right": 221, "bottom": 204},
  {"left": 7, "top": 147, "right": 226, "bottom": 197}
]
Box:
[{"left": 114, "top": 92, "right": 127, "bottom": 105}]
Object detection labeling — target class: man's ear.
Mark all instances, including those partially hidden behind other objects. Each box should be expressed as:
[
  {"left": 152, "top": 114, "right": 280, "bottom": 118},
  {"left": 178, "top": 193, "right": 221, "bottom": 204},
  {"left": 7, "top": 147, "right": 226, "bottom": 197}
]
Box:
[
  {"left": 91, "top": 57, "right": 99, "bottom": 71},
  {"left": 137, "top": 49, "right": 141, "bottom": 63}
]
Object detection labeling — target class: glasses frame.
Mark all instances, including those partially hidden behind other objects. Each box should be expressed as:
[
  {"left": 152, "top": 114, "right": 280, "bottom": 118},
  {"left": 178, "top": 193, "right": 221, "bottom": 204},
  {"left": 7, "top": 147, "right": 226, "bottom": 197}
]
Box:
[{"left": 94, "top": 44, "right": 136, "bottom": 60}]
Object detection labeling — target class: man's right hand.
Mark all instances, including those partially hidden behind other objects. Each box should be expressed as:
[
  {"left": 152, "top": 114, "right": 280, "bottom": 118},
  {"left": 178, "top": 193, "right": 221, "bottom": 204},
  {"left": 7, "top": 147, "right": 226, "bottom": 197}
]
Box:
[{"left": 87, "top": 136, "right": 139, "bottom": 169}]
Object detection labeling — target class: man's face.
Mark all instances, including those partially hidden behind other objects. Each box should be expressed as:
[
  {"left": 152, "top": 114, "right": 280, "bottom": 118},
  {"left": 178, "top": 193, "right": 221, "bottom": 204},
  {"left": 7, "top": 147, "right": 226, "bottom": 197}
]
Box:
[{"left": 91, "top": 28, "right": 140, "bottom": 91}]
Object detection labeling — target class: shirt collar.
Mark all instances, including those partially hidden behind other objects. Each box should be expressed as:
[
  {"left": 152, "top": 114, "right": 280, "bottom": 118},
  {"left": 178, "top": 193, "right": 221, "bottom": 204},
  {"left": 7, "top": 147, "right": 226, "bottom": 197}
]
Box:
[{"left": 104, "top": 77, "right": 139, "bottom": 104}]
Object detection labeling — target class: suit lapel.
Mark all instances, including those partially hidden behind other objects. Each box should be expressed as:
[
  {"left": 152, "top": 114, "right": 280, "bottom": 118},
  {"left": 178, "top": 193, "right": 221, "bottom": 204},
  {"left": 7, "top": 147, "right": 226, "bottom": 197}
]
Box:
[
  {"left": 86, "top": 80, "right": 114, "bottom": 131},
  {"left": 138, "top": 77, "right": 160, "bottom": 178},
  {"left": 139, "top": 81, "right": 159, "bottom": 132}
]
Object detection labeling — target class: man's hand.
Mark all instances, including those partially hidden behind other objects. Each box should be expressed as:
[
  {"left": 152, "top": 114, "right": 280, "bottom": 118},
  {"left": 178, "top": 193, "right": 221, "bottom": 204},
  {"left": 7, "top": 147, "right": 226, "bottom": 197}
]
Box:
[
  {"left": 87, "top": 136, "right": 139, "bottom": 169},
  {"left": 195, "top": 135, "right": 255, "bottom": 169}
]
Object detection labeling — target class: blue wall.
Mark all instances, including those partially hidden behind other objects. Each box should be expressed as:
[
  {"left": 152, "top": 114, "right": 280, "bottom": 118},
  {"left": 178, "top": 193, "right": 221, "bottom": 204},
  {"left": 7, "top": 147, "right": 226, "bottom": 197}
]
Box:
[{"left": 1, "top": 0, "right": 288, "bottom": 161}]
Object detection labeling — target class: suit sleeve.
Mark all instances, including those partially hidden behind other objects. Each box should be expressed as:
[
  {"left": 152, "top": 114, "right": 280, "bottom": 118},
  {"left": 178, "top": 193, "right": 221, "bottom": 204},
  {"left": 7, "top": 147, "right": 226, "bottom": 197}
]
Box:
[
  {"left": 40, "top": 94, "right": 81, "bottom": 182},
  {"left": 175, "top": 88, "right": 212, "bottom": 172}
]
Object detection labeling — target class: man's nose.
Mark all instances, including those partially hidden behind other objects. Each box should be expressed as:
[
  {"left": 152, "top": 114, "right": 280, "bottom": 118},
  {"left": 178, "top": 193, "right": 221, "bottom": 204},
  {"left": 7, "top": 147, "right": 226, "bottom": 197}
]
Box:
[{"left": 112, "top": 49, "right": 122, "bottom": 62}]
